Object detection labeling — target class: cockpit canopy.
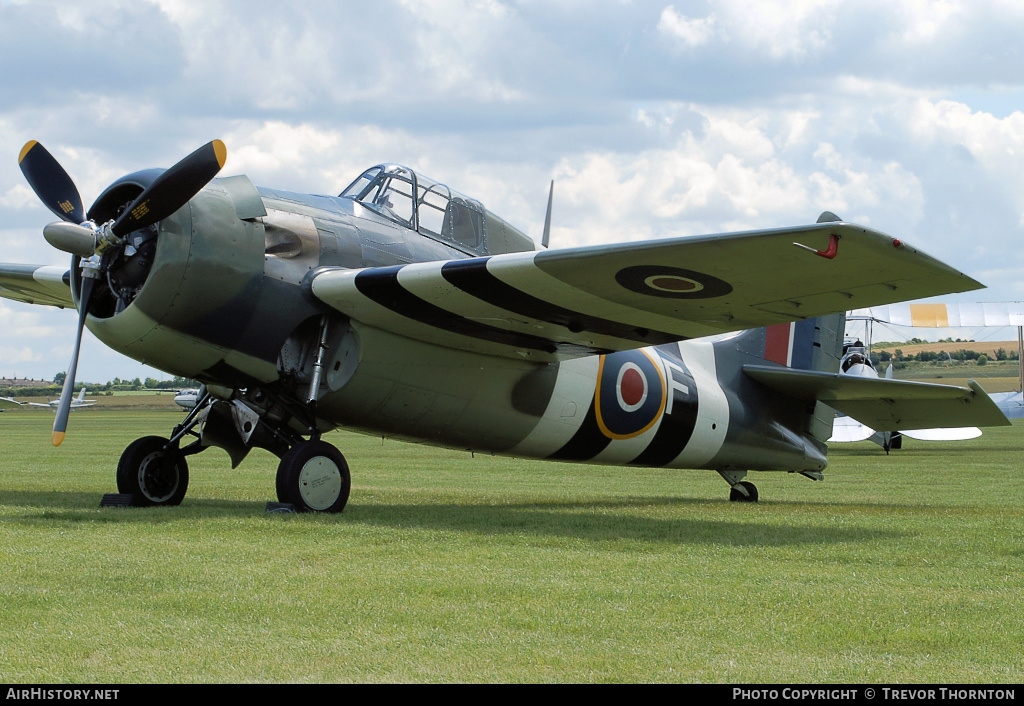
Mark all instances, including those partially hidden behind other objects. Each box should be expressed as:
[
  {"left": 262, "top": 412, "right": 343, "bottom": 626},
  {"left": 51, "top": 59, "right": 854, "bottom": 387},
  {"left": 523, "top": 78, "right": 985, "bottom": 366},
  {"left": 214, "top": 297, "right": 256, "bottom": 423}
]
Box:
[{"left": 339, "top": 164, "right": 534, "bottom": 256}]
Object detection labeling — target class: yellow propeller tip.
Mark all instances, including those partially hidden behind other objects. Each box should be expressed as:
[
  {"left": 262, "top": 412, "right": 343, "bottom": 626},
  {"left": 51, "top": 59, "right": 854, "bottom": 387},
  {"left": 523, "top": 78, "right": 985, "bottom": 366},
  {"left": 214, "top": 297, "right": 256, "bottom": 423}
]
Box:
[
  {"left": 212, "top": 139, "right": 227, "bottom": 168},
  {"left": 18, "top": 141, "right": 38, "bottom": 164},
  {"left": 51, "top": 431, "right": 65, "bottom": 447}
]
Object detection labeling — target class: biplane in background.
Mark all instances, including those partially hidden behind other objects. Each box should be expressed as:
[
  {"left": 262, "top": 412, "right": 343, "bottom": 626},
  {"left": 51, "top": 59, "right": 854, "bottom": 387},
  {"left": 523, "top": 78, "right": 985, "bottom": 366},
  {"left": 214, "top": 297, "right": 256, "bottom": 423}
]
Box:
[
  {"left": 829, "top": 337, "right": 982, "bottom": 452},
  {"left": 850, "top": 302, "right": 1024, "bottom": 422}
]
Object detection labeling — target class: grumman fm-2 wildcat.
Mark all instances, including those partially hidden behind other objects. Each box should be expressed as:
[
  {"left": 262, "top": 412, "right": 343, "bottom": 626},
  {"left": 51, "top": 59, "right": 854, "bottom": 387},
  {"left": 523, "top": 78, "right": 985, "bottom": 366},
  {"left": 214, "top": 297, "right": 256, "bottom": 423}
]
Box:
[{"left": 0, "top": 140, "right": 1008, "bottom": 511}]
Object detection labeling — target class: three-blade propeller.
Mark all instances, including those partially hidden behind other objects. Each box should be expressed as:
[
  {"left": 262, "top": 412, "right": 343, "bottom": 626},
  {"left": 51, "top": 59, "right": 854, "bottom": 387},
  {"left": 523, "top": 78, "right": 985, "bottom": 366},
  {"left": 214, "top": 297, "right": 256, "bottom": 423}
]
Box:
[{"left": 18, "top": 139, "right": 227, "bottom": 445}]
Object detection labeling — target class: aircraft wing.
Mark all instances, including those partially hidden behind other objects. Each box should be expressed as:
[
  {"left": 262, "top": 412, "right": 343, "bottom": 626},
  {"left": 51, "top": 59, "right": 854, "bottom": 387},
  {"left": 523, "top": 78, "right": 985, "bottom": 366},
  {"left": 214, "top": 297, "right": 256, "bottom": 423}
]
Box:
[
  {"left": 309, "top": 222, "right": 983, "bottom": 361},
  {"left": 744, "top": 366, "right": 1010, "bottom": 431},
  {"left": 0, "top": 397, "right": 23, "bottom": 410},
  {"left": 0, "top": 264, "right": 74, "bottom": 308}
]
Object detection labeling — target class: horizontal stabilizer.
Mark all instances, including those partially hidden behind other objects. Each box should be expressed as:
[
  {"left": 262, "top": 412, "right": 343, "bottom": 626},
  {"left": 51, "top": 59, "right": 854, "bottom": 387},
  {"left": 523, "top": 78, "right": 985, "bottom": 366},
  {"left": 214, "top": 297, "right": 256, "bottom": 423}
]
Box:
[{"left": 744, "top": 365, "right": 1010, "bottom": 431}]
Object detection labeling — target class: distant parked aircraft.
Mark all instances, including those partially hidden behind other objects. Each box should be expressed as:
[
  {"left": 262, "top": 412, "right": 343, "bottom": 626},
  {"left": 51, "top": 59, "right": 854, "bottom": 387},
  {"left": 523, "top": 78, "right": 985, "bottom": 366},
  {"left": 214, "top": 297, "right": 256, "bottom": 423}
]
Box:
[
  {"left": 174, "top": 389, "right": 200, "bottom": 410},
  {"left": 29, "top": 387, "right": 95, "bottom": 411},
  {"left": 0, "top": 396, "right": 23, "bottom": 411}
]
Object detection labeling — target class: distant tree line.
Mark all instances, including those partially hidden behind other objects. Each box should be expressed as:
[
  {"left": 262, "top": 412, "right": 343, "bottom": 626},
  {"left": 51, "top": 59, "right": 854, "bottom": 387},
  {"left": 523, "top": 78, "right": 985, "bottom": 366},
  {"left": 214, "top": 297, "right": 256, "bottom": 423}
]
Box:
[
  {"left": 873, "top": 337, "right": 972, "bottom": 348},
  {"left": 874, "top": 348, "right": 1018, "bottom": 366},
  {"left": 1, "top": 375, "right": 196, "bottom": 398}
]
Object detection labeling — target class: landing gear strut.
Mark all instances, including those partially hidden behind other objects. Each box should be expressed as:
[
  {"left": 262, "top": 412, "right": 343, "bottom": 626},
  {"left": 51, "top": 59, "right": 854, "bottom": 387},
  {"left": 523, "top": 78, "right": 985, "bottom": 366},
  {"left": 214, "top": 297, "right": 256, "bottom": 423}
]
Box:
[
  {"left": 718, "top": 470, "right": 758, "bottom": 503},
  {"left": 113, "top": 377, "right": 354, "bottom": 513}
]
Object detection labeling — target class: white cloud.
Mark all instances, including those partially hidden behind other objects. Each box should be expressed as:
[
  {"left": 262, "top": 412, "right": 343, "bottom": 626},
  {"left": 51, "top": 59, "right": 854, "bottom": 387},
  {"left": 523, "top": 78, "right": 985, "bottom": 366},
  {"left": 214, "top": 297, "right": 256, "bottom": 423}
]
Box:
[
  {"left": 6, "top": 0, "right": 1024, "bottom": 381},
  {"left": 658, "top": 6, "right": 717, "bottom": 47}
]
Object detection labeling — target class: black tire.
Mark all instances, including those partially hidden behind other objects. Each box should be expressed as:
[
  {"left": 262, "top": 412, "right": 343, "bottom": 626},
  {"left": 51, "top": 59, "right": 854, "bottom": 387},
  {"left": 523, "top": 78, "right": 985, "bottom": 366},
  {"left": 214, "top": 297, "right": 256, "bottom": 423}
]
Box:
[
  {"left": 116, "top": 435, "right": 189, "bottom": 507},
  {"left": 276, "top": 440, "right": 350, "bottom": 513},
  {"left": 728, "top": 480, "right": 759, "bottom": 503}
]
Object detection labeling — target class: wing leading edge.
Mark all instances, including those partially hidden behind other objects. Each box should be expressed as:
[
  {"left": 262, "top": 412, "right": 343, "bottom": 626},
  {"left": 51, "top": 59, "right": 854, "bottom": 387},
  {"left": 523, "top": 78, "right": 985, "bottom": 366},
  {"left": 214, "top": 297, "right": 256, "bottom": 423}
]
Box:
[
  {"left": 0, "top": 264, "right": 73, "bottom": 308},
  {"left": 309, "top": 222, "right": 983, "bottom": 361}
]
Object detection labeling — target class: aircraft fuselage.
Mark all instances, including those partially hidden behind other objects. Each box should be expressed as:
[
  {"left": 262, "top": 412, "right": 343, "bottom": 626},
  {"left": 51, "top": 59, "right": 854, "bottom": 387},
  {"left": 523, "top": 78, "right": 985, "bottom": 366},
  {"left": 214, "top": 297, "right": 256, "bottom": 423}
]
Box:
[{"left": 76, "top": 170, "right": 829, "bottom": 476}]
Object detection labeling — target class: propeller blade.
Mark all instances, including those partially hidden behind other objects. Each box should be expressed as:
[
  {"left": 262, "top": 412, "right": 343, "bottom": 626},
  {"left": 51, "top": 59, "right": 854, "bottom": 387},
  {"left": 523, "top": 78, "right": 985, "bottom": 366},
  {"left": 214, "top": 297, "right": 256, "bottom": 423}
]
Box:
[
  {"left": 18, "top": 141, "right": 86, "bottom": 224},
  {"left": 43, "top": 222, "right": 97, "bottom": 258},
  {"left": 109, "top": 140, "right": 227, "bottom": 236},
  {"left": 52, "top": 273, "right": 95, "bottom": 447}
]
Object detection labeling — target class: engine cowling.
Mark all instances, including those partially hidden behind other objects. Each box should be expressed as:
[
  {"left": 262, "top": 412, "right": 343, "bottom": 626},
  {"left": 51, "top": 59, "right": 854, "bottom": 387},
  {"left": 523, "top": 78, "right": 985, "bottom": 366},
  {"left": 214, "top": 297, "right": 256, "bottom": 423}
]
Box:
[{"left": 81, "top": 171, "right": 323, "bottom": 386}]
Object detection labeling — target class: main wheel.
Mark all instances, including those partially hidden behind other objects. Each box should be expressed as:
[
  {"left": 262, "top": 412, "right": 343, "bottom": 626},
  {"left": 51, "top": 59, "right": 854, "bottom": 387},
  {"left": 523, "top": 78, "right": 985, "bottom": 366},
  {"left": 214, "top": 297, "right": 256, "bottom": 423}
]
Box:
[
  {"left": 116, "top": 435, "right": 189, "bottom": 507},
  {"left": 728, "top": 480, "right": 759, "bottom": 503},
  {"left": 276, "top": 440, "right": 351, "bottom": 513}
]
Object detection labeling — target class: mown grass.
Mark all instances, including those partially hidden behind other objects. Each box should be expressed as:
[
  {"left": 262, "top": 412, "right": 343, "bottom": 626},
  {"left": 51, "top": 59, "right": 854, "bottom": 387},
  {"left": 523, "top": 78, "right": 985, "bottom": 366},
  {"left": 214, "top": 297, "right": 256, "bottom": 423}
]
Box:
[{"left": 1, "top": 409, "right": 1022, "bottom": 683}]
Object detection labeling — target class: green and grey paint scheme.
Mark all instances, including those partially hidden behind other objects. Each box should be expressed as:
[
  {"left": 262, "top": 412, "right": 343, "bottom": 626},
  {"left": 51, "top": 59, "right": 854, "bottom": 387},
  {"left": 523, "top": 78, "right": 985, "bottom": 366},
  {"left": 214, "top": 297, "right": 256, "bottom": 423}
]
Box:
[{"left": 0, "top": 145, "right": 1009, "bottom": 511}]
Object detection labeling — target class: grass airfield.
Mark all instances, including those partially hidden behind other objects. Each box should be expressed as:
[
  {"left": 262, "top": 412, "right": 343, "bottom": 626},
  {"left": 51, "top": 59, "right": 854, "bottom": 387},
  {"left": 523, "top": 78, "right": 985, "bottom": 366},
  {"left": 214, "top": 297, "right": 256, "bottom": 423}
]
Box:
[{"left": 1, "top": 402, "right": 1022, "bottom": 683}]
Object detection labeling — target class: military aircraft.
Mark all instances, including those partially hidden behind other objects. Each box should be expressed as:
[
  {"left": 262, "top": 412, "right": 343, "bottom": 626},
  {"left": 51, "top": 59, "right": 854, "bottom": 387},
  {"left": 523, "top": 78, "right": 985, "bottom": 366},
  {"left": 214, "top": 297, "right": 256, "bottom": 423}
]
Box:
[
  {"left": 0, "top": 139, "right": 1010, "bottom": 511},
  {"left": 28, "top": 387, "right": 95, "bottom": 410}
]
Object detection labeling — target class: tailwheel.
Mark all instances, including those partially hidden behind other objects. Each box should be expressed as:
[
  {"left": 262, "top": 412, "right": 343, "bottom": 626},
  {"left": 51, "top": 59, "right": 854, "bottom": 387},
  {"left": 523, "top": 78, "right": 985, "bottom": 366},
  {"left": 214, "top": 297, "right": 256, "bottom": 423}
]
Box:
[
  {"left": 729, "top": 481, "right": 759, "bottom": 503},
  {"left": 276, "top": 439, "right": 351, "bottom": 513},
  {"left": 718, "top": 470, "right": 759, "bottom": 503},
  {"left": 116, "top": 435, "right": 189, "bottom": 507}
]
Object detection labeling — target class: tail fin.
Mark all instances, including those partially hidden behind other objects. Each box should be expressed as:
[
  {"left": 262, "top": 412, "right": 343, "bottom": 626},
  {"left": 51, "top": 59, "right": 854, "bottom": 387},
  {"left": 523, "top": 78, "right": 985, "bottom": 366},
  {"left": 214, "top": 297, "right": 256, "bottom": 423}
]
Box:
[
  {"left": 731, "top": 313, "right": 846, "bottom": 373},
  {"left": 764, "top": 314, "right": 845, "bottom": 372},
  {"left": 725, "top": 313, "right": 846, "bottom": 445}
]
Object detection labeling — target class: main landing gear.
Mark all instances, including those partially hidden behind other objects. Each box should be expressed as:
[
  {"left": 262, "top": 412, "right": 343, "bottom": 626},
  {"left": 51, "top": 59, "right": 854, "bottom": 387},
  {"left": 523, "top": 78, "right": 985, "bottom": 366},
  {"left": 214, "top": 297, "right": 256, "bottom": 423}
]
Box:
[
  {"left": 114, "top": 387, "right": 351, "bottom": 513},
  {"left": 275, "top": 440, "right": 350, "bottom": 513},
  {"left": 116, "top": 435, "right": 189, "bottom": 507}
]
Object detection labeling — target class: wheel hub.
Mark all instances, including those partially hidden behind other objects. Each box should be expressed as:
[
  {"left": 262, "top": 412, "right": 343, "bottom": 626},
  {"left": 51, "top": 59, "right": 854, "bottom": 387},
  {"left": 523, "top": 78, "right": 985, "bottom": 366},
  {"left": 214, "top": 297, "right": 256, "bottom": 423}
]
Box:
[
  {"left": 138, "top": 452, "right": 179, "bottom": 503},
  {"left": 297, "top": 456, "right": 342, "bottom": 511}
]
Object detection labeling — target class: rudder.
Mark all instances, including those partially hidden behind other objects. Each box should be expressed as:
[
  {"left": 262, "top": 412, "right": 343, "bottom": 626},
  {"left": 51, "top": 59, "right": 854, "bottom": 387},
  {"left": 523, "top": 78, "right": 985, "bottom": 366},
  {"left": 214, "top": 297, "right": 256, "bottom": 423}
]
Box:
[{"left": 761, "top": 313, "right": 845, "bottom": 373}]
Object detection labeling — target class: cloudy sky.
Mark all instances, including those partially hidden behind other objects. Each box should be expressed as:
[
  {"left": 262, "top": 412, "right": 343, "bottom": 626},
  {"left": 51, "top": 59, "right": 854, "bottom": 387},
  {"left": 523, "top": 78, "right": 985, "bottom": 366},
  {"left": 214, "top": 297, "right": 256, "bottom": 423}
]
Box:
[{"left": 3, "top": 0, "right": 1024, "bottom": 384}]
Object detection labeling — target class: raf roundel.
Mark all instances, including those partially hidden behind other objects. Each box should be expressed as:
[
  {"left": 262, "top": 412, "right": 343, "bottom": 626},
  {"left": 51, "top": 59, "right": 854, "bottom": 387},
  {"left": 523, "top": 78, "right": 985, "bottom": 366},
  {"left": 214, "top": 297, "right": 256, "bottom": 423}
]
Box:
[
  {"left": 616, "top": 362, "right": 648, "bottom": 412},
  {"left": 615, "top": 265, "right": 733, "bottom": 299},
  {"left": 595, "top": 350, "right": 667, "bottom": 440}
]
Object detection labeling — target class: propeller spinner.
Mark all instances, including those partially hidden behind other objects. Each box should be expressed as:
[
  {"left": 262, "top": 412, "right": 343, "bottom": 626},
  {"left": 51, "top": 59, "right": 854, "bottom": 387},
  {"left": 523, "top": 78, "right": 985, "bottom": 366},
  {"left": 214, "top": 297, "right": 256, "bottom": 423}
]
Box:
[{"left": 18, "top": 139, "right": 227, "bottom": 445}]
